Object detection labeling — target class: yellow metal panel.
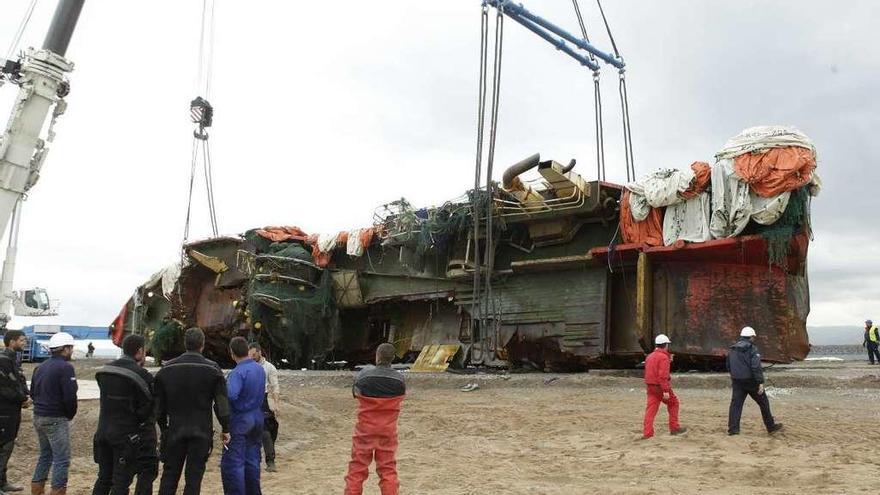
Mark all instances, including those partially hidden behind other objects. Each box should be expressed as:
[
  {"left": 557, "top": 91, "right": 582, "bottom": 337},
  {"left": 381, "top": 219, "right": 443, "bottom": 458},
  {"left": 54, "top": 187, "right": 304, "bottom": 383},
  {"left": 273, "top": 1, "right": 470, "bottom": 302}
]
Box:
[
  {"left": 188, "top": 249, "right": 228, "bottom": 273},
  {"left": 410, "top": 344, "right": 461, "bottom": 372}
]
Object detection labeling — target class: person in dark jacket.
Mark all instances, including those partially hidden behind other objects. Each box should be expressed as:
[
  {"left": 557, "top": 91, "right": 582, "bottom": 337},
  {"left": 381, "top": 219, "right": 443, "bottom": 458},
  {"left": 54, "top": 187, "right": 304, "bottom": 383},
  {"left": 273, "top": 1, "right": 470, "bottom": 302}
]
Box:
[
  {"left": 727, "top": 326, "right": 783, "bottom": 435},
  {"left": 344, "top": 343, "right": 406, "bottom": 495},
  {"left": 30, "top": 332, "right": 78, "bottom": 495},
  {"left": 221, "top": 337, "right": 266, "bottom": 495},
  {"left": 155, "top": 328, "right": 230, "bottom": 495},
  {"left": 92, "top": 335, "right": 158, "bottom": 495},
  {"left": 0, "top": 330, "right": 31, "bottom": 493}
]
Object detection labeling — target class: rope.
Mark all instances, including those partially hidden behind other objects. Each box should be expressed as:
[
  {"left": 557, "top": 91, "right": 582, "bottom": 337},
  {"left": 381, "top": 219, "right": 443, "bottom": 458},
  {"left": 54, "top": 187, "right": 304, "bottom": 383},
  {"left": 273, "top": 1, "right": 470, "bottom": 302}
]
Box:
[
  {"left": 619, "top": 74, "right": 636, "bottom": 181},
  {"left": 596, "top": 0, "right": 621, "bottom": 59},
  {"left": 196, "top": 0, "right": 217, "bottom": 99},
  {"left": 183, "top": 136, "right": 199, "bottom": 242},
  {"left": 5, "top": 0, "right": 39, "bottom": 61}
]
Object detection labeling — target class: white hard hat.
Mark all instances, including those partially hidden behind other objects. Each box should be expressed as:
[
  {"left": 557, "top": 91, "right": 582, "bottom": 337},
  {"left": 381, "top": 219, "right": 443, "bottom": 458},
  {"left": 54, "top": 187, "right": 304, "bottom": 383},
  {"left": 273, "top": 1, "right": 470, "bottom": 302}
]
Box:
[
  {"left": 740, "top": 326, "right": 756, "bottom": 338},
  {"left": 654, "top": 334, "right": 671, "bottom": 345},
  {"left": 47, "top": 332, "right": 75, "bottom": 349}
]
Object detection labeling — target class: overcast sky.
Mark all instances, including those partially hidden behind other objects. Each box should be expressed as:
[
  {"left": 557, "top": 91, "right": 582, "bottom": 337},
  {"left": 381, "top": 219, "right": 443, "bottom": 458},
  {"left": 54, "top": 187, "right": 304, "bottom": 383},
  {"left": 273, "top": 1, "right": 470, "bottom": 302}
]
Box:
[{"left": 0, "top": 0, "right": 877, "bottom": 330}]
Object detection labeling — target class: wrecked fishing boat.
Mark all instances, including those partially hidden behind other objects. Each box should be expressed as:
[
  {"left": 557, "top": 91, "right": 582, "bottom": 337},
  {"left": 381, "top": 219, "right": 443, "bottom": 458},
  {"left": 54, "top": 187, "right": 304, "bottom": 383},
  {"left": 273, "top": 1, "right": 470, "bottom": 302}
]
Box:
[{"left": 109, "top": 126, "right": 818, "bottom": 370}]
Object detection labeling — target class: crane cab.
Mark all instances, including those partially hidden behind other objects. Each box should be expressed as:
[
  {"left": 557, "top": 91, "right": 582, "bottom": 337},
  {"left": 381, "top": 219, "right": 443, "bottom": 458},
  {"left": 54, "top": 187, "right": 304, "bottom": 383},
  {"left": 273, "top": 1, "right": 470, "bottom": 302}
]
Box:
[{"left": 12, "top": 288, "right": 58, "bottom": 317}]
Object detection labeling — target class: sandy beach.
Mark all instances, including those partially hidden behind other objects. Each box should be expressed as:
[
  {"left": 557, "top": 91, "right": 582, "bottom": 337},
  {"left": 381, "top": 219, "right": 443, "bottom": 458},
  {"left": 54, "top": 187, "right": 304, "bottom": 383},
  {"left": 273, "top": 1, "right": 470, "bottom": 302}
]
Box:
[{"left": 7, "top": 360, "right": 880, "bottom": 494}]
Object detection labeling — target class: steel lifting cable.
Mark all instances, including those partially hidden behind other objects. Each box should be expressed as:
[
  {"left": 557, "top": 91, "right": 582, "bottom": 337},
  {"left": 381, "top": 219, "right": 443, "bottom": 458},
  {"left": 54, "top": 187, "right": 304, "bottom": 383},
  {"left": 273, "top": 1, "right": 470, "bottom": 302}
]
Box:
[
  {"left": 5, "top": 0, "right": 39, "bottom": 61},
  {"left": 595, "top": 0, "right": 636, "bottom": 181},
  {"left": 183, "top": 0, "right": 220, "bottom": 242},
  {"left": 470, "top": 4, "right": 489, "bottom": 352},
  {"left": 571, "top": 0, "right": 606, "bottom": 182},
  {"left": 482, "top": 5, "right": 504, "bottom": 354}
]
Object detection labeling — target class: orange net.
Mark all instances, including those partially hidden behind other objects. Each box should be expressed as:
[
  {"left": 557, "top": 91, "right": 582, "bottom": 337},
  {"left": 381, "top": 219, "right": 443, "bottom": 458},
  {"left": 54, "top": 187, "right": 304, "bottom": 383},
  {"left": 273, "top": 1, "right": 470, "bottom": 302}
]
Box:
[{"left": 255, "top": 226, "right": 309, "bottom": 242}]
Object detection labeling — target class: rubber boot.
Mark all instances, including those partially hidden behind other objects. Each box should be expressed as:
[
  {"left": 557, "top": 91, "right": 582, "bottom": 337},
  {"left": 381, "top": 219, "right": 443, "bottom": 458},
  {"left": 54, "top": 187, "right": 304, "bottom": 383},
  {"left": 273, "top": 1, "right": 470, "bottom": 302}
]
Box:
[{"left": 29, "top": 482, "right": 45, "bottom": 495}]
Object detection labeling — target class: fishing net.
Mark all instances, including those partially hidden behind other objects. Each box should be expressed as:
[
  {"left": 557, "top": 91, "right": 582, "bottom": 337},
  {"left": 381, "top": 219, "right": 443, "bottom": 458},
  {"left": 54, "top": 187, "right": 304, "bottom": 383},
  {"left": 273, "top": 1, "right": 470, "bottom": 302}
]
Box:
[
  {"left": 753, "top": 186, "right": 809, "bottom": 268},
  {"left": 247, "top": 270, "right": 338, "bottom": 367},
  {"left": 150, "top": 318, "right": 183, "bottom": 364}
]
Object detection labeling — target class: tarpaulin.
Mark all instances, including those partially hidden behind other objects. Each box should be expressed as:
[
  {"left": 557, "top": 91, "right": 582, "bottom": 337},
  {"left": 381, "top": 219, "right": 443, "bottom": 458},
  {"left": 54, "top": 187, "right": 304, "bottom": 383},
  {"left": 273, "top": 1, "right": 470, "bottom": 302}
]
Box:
[
  {"left": 715, "top": 125, "right": 815, "bottom": 161},
  {"left": 750, "top": 191, "right": 790, "bottom": 225},
  {"left": 709, "top": 159, "right": 751, "bottom": 239},
  {"left": 681, "top": 162, "right": 711, "bottom": 199},
  {"left": 663, "top": 192, "right": 711, "bottom": 245},
  {"left": 620, "top": 190, "right": 664, "bottom": 246},
  {"left": 734, "top": 146, "right": 816, "bottom": 198},
  {"left": 256, "top": 226, "right": 310, "bottom": 242},
  {"left": 631, "top": 168, "right": 696, "bottom": 208},
  {"left": 346, "top": 228, "right": 375, "bottom": 257},
  {"left": 626, "top": 187, "right": 651, "bottom": 221}
]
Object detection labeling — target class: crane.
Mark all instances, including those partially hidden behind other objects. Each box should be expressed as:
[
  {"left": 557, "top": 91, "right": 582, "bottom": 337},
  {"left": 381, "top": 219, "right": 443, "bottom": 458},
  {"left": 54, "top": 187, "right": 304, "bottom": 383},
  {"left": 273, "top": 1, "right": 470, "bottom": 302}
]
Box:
[{"left": 0, "top": 0, "right": 85, "bottom": 327}]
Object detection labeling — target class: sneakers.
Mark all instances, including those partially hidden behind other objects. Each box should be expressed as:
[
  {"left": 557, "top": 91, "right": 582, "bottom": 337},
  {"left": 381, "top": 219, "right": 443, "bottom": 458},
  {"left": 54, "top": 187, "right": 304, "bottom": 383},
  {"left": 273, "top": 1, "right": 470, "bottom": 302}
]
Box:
[
  {"left": 768, "top": 423, "right": 784, "bottom": 434},
  {"left": 0, "top": 482, "right": 23, "bottom": 492},
  {"left": 266, "top": 462, "right": 277, "bottom": 473},
  {"left": 670, "top": 427, "right": 688, "bottom": 436}
]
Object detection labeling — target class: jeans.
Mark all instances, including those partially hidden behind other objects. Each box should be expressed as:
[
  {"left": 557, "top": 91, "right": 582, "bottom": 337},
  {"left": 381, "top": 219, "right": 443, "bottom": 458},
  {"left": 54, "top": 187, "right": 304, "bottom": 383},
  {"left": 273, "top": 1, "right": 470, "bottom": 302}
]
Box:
[
  {"left": 728, "top": 379, "right": 775, "bottom": 433},
  {"left": 32, "top": 416, "right": 70, "bottom": 489}
]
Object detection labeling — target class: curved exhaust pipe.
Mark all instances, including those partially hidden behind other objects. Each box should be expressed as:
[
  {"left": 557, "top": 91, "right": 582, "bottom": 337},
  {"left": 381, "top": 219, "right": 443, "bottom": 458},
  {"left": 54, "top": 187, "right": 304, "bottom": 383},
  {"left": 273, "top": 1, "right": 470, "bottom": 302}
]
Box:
[
  {"left": 502, "top": 153, "right": 541, "bottom": 188},
  {"left": 561, "top": 159, "right": 576, "bottom": 174}
]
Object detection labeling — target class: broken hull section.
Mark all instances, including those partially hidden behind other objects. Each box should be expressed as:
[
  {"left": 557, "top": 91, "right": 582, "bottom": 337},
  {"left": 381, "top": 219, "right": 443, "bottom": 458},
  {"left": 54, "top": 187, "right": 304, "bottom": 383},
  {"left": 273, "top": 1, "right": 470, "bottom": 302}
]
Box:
[{"left": 111, "top": 169, "right": 811, "bottom": 369}]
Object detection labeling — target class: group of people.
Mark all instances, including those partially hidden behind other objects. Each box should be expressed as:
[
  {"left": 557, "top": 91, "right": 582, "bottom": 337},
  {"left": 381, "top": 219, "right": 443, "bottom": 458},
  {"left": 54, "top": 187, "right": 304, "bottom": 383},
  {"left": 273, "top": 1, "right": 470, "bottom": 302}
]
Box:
[
  {"left": 642, "top": 325, "right": 784, "bottom": 438},
  {"left": 0, "top": 328, "right": 282, "bottom": 495}
]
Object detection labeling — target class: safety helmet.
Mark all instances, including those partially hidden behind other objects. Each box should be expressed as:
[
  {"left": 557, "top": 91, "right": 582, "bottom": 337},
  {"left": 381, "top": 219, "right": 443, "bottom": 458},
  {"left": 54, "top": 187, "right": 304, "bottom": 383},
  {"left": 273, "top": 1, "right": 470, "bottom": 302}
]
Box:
[
  {"left": 654, "top": 334, "right": 671, "bottom": 345},
  {"left": 47, "top": 332, "right": 75, "bottom": 349},
  {"left": 740, "top": 326, "right": 757, "bottom": 338}
]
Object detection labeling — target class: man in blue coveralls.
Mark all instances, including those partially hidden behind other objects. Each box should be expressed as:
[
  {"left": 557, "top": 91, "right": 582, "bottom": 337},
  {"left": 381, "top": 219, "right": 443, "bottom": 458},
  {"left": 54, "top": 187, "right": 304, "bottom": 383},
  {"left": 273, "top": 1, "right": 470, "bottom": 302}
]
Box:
[{"left": 221, "top": 337, "right": 266, "bottom": 495}]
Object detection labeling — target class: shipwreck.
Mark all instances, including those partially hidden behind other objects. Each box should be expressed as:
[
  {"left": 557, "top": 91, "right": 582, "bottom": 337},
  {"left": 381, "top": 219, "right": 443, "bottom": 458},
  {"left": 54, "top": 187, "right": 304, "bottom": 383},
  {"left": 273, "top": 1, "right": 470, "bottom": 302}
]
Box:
[{"left": 110, "top": 126, "right": 818, "bottom": 371}]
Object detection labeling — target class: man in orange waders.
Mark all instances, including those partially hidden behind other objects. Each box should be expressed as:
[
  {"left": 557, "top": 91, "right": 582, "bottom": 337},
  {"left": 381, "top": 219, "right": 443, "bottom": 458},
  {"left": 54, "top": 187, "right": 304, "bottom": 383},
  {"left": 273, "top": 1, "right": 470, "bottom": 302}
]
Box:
[
  {"left": 344, "top": 343, "right": 405, "bottom": 495},
  {"left": 643, "top": 334, "right": 687, "bottom": 439}
]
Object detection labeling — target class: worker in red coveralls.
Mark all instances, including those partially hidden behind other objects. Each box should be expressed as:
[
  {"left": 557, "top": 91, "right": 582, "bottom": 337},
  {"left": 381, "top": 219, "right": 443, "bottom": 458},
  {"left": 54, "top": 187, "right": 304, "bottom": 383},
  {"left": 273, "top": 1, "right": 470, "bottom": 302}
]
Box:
[
  {"left": 344, "top": 343, "right": 405, "bottom": 495},
  {"left": 643, "top": 334, "right": 687, "bottom": 439}
]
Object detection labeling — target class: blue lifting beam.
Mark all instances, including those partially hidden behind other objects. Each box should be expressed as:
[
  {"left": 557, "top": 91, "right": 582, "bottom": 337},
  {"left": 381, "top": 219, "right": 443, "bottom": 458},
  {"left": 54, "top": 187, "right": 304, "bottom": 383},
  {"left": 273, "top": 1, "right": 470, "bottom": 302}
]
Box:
[{"left": 485, "top": 0, "right": 625, "bottom": 72}]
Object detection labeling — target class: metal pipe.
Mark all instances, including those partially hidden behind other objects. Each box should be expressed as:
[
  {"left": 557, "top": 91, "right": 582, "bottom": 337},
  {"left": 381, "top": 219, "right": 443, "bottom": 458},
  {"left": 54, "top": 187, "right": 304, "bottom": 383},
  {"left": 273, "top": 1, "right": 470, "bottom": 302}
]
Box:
[
  {"left": 561, "top": 159, "right": 576, "bottom": 174},
  {"left": 42, "top": 0, "right": 85, "bottom": 57},
  {"left": 502, "top": 153, "right": 541, "bottom": 188},
  {"left": 504, "top": 12, "right": 600, "bottom": 71},
  {"left": 489, "top": 0, "right": 625, "bottom": 70}
]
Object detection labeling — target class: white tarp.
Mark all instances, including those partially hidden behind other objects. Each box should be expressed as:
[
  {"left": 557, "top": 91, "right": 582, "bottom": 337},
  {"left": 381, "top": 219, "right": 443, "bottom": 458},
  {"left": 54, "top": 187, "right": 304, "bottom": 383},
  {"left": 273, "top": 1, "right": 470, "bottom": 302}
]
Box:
[
  {"left": 316, "top": 232, "right": 340, "bottom": 253},
  {"left": 750, "top": 191, "right": 790, "bottom": 225},
  {"left": 715, "top": 125, "right": 816, "bottom": 161},
  {"left": 346, "top": 229, "right": 365, "bottom": 257},
  {"left": 709, "top": 160, "right": 752, "bottom": 238},
  {"left": 630, "top": 168, "right": 695, "bottom": 208},
  {"left": 627, "top": 190, "right": 651, "bottom": 221},
  {"left": 142, "top": 262, "right": 181, "bottom": 298},
  {"left": 663, "top": 192, "right": 712, "bottom": 245}
]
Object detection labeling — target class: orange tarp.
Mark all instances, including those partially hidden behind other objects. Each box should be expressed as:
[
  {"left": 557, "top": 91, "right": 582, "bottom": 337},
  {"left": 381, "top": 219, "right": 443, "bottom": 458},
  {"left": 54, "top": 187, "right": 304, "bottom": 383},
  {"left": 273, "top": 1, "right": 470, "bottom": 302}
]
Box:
[
  {"left": 681, "top": 161, "right": 711, "bottom": 199},
  {"left": 256, "top": 226, "right": 309, "bottom": 242},
  {"left": 733, "top": 146, "right": 815, "bottom": 198},
  {"left": 620, "top": 190, "right": 664, "bottom": 246}
]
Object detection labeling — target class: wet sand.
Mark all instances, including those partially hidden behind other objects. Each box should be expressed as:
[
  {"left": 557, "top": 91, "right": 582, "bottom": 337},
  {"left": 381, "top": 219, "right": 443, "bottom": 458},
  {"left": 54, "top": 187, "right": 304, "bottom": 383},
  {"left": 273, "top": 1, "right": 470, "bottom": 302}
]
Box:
[{"left": 8, "top": 360, "right": 880, "bottom": 494}]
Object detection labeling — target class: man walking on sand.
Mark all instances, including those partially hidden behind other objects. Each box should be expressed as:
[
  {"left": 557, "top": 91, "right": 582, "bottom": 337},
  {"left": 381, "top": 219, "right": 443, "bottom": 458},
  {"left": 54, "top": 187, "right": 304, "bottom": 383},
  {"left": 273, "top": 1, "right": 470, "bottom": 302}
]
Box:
[
  {"left": 344, "top": 343, "right": 406, "bottom": 495},
  {"left": 727, "top": 326, "right": 783, "bottom": 435},
  {"left": 642, "top": 334, "right": 687, "bottom": 439}
]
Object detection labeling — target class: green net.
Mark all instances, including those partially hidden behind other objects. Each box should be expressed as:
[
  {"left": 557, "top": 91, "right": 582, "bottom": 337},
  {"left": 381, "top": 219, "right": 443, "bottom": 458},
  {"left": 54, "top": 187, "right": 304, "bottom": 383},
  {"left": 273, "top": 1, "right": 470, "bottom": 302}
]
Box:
[
  {"left": 247, "top": 269, "right": 338, "bottom": 368},
  {"left": 755, "top": 187, "right": 810, "bottom": 268},
  {"left": 151, "top": 318, "right": 183, "bottom": 364}
]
